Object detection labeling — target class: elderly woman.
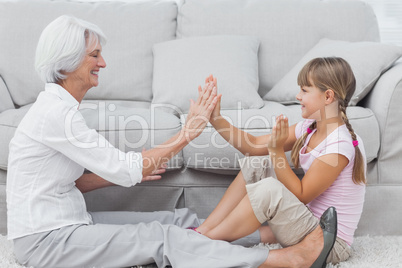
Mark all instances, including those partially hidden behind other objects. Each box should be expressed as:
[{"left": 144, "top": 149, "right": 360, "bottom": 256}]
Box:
[{"left": 7, "top": 15, "right": 334, "bottom": 268}]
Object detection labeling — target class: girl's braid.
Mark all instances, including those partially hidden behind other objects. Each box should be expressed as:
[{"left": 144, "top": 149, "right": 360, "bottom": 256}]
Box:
[{"left": 339, "top": 100, "right": 357, "bottom": 141}]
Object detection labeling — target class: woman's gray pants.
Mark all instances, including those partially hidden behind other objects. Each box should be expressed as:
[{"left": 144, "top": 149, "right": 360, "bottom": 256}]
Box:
[{"left": 13, "top": 209, "right": 267, "bottom": 268}]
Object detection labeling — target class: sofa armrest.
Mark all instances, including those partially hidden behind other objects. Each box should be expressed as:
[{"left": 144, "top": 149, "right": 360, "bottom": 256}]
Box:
[
  {"left": 362, "top": 61, "right": 402, "bottom": 184},
  {"left": 0, "top": 76, "right": 14, "bottom": 113}
]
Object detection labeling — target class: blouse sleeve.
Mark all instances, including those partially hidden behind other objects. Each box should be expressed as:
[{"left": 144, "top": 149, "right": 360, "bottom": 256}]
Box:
[{"left": 38, "top": 102, "right": 143, "bottom": 187}]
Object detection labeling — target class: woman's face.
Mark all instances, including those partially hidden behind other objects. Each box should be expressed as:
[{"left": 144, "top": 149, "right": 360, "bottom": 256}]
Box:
[{"left": 70, "top": 39, "right": 106, "bottom": 90}]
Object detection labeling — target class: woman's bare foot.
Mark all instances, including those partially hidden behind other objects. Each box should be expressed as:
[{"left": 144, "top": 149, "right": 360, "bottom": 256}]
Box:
[{"left": 259, "top": 225, "right": 324, "bottom": 268}]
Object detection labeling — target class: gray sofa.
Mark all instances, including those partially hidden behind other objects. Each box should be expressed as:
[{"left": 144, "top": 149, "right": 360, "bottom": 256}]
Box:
[{"left": 1, "top": 0, "right": 402, "bottom": 238}]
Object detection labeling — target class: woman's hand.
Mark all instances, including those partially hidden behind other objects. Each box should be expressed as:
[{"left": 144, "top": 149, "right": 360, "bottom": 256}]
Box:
[
  {"left": 184, "top": 78, "right": 218, "bottom": 141},
  {"left": 141, "top": 163, "right": 166, "bottom": 182},
  {"left": 202, "top": 74, "right": 222, "bottom": 121},
  {"left": 268, "top": 115, "right": 289, "bottom": 153},
  {"left": 141, "top": 148, "right": 166, "bottom": 182}
]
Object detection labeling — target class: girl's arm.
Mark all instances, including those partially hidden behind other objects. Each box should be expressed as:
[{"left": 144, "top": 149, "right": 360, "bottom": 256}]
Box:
[
  {"left": 269, "top": 116, "right": 348, "bottom": 204},
  {"left": 206, "top": 75, "right": 297, "bottom": 155},
  {"left": 211, "top": 116, "right": 297, "bottom": 155}
]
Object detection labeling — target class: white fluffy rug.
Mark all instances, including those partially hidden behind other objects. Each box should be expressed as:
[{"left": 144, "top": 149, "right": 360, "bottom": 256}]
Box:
[
  {"left": 1, "top": 234, "right": 401, "bottom": 267},
  {"left": 257, "top": 236, "right": 402, "bottom": 268}
]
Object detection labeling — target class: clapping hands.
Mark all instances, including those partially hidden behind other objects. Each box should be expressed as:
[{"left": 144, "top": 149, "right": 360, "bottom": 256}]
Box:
[
  {"left": 203, "top": 75, "right": 222, "bottom": 121},
  {"left": 183, "top": 74, "right": 220, "bottom": 141},
  {"left": 268, "top": 115, "right": 289, "bottom": 152}
]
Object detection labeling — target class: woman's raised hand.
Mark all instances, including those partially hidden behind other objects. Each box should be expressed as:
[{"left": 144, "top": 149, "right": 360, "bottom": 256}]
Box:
[
  {"left": 184, "top": 76, "right": 219, "bottom": 141},
  {"left": 202, "top": 75, "right": 222, "bottom": 121}
]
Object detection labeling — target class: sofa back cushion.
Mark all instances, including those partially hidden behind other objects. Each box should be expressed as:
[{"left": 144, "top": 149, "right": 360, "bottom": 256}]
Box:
[
  {"left": 152, "top": 35, "right": 264, "bottom": 114},
  {"left": 177, "top": 0, "right": 380, "bottom": 98},
  {"left": 0, "top": 0, "right": 177, "bottom": 107}
]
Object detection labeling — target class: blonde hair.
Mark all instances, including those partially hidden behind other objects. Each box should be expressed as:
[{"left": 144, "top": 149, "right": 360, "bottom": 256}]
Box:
[{"left": 291, "top": 57, "right": 366, "bottom": 185}]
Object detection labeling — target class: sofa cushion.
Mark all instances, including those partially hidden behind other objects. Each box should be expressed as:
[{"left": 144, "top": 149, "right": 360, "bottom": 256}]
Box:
[
  {"left": 177, "top": 0, "right": 380, "bottom": 98},
  {"left": 0, "top": 77, "right": 14, "bottom": 113},
  {"left": 0, "top": 105, "right": 31, "bottom": 170},
  {"left": 265, "top": 39, "right": 402, "bottom": 105},
  {"left": 0, "top": 101, "right": 184, "bottom": 170},
  {"left": 182, "top": 101, "right": 379, "bottom": 174},
  {"left": 152, "top": 35, "right": 263, "bottom": 114},
  {"left": 0, "top": 0, "right": 177, "bottom": 107}
]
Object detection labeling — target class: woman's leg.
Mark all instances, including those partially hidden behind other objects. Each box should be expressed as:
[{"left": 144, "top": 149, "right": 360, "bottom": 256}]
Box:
[
  {"left": 89, "top": 208, "right": 200, "bottom": 228},
  {"left": 196, "top": 170, "right": 248, "bottom": 234},
  {"left": 14, "top": 222, "right": 269, "bottom": 268}
]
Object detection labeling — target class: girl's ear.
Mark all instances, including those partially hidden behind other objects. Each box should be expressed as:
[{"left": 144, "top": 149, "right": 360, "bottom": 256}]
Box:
[{"left": 325, "top": 89, "right": 336, "bottom": 104}]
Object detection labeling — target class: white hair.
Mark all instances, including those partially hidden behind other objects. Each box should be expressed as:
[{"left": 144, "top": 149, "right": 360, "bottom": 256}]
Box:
[{"left": 35, "top": 15, "right": 107, "bottom": 83}]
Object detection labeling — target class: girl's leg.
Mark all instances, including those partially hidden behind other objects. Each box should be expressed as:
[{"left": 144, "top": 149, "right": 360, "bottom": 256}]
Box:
[
  {"left": 247, "top": 177, "right": 319, "bottom": 247},
  {"left": 196, "top": 170, "right": 248, "bottom": 234},
  {"left": 205, "top": 177, "right": 318, "bottom": 247},
  {"left": 259, "top": 225, "right": 278, "bottom": 244},
  {"left": 198, "top": 155, "right": 274, "bottom": 233},
  {"left": 204, "top": 194, "right": 262, "bottom": 242},
  {"left": 260, "top": 224, "right": 325, "bottom": 268}
]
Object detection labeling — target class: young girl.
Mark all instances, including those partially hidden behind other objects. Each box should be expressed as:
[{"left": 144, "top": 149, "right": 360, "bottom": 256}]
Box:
[{"left": 194, "top": 57, "right": 366, "bottom": 265}]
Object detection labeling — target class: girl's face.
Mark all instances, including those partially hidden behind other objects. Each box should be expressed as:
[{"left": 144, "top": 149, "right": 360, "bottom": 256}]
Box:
[{"left": 296, "top": 85, "right": 327, "bottom": 120}]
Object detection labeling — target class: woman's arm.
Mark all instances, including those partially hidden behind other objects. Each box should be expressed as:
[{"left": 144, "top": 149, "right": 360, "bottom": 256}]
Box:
[
  {"left": 76, "top": 164, "right": 167, "bottom": 193},
  {"left": 75, "top": 85, "right": 216, "bottom": 192},
  {"left": 75, "top": 172, "right": 115, "bottom": 193}
]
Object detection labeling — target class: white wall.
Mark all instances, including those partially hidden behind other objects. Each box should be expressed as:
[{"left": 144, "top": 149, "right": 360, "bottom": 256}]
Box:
[{"left": 362, "top": 0, "right": 402, "bottom": 46}]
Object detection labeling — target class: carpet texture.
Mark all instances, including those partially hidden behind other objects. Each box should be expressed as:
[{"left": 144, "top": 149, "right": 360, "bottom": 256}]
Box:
[{"left": 1, "top": 235, "right": 401, "bottom": 267}]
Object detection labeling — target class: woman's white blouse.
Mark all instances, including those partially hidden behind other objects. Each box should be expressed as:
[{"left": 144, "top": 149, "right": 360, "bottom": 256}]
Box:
[{"left": 7, "top": 83, "right": 143, "bottom": 240}]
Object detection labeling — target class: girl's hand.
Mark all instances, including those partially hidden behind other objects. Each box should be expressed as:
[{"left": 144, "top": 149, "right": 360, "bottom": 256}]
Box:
[
  {"left": 268, "top": 115, "right": 289, "bottom": 153},
  {"left": 200, "top": 74, "right": 222, "bottom": 121},
  {"left": 184, "top": 79, "right": 218, "bottom": 141}
]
